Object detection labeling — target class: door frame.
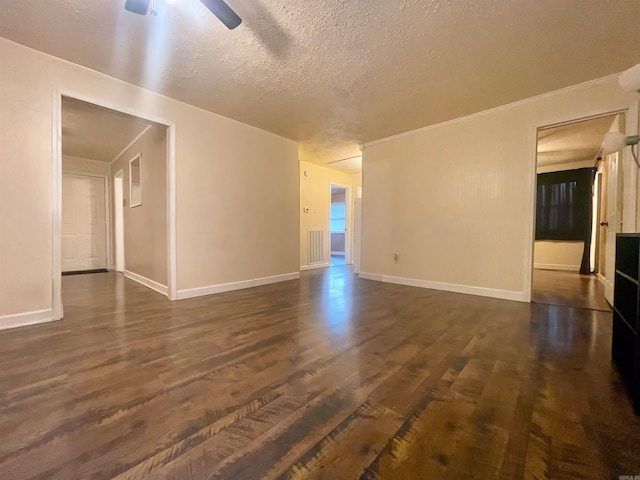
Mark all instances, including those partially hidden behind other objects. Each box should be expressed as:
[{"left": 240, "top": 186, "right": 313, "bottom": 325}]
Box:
[
  {"left": 528, "top": 107, "right": 634, "bottom": 303},
  {"left": 113, "top": 169, "right": 125, "bottom": 272},
  {"left": 60, "top": 171, "right": 111, "bottom": 273},
  {"left": 329, "top": 182, "right": 352, "bottom": 265},
  {"left": 52, "top": 89, "right": 177, "bottom": 320}
]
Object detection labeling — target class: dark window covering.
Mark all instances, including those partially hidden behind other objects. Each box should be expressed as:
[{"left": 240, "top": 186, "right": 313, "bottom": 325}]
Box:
[{"left": 536, "top": 167, "right": 595, "bottom": 274}]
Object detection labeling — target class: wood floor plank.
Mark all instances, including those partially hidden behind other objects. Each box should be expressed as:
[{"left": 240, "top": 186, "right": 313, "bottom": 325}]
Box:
[{"left": 0, "top": 267, "right": 639, "bottom": 479}]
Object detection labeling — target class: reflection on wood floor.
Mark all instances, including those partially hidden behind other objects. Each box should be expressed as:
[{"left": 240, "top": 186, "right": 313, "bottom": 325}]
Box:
[
  {"left": 532, "top": 268, "right": 611, "bottom": 311},
  {"left": 0, "top": 266, "right": 638, "bottom": 479}
]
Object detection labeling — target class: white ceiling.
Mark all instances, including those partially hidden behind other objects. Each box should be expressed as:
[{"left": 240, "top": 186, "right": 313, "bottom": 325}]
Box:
[
  {"left": 2, "top": 0, "right": 639, "bottom": 167},
  {"left": 537, "top": 115, "right": 617, "bottom": 168},
  {"left": 62, "top": 97, "right": 155, "bottom": 162}
]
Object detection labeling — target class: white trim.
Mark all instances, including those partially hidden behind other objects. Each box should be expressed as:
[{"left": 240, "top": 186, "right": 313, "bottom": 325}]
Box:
[
  {"left": 123, "top": 270, "right": 168, "bottom": 296},
  {"left": 254, "top": 272, "right": 300, "bottom": 287},
  {"left": 363, "top": 74, "right": 619, "bottom": 148},
  {"left": 53, "top": 89, "right": 179, "bottom": 316},
  {"left": 300, "top": 262, "right": 330, "bottom": 271},
  {"left": 167, "top": 125, "right": 177, "bottom": 300},
  {"left": 111, "top": 125, "right": 152, "bottom": 164},
  {"left": 52, "top": 91, "right": 63, "bottom": 321},
  {"left": 0, "top": 310, "right": 55, "bottom": 331},
  {"left": 598, "top": 272, "right": 613, "bottom": 289},
  {"left": 359, "top": 272, "right": 527, "bottom": 303},
  {"left": 177, "top": 272, "right": 300, "bottom": 300},
  {"left": 113, "top": 169, "right": 125, "bottom": 272},
  {"left": 534, "top": 263, "right": 581, "bottom": 272},
  {"left": 331, "top": 251, "right": 346, "bottom": 256}
]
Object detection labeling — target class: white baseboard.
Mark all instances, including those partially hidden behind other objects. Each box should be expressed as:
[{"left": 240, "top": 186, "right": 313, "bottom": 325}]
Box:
[
  {"left": 177, "top": 272, "right": 300, "bottom": 300},
  {"left": 359, "top": 272, "right": 527, "bottom": 303},
  {"left": 534, "top": 263, "right": 580, "bottom": 272},
  {"left": 123, "top": 270, "right": 168, "bottom": 296},
  {"left": 300, "top": 262, "right": 330, "bottom": 271},
  {"left": 0, "top": 309, "right": 55, "bottom": 331},
  {"left": 330, "top": 252, "right": 346, "bottom": 256}
]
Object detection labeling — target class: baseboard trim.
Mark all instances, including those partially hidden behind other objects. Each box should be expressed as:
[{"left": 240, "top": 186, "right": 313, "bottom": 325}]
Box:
[
  {"left": 177, "top": 272, "right": 300, "bottom": 300},
  {"left": 330, "top": 252, "right": 346, "bottom": 256},
  {"left": 300, "top": 262, "right": 330, "bottom": 271},
  {"left": 0, "top": 309, "right": 55, "bottom": 331},
  {"left": 597, "top": 272, "right": 613, "bottom": 289},
  {"left": 359, "top": 272, "right": 527, "bottom": 303},
  {"left": 123, "top": 270, "right": 168, "bottom": 296},
  {"left": 534, "top": 263, "right": 580, "bottom": 272}
]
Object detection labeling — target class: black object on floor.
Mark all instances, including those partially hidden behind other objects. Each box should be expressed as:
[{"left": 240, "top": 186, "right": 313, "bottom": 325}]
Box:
[{"left": 62, "top": 269, "right": 109, "bottom": 276}]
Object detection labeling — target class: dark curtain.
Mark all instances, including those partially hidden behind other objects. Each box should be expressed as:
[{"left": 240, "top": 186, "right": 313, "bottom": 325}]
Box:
[{"left": 536, "top": 168, "right": 595, "bottom": 274}]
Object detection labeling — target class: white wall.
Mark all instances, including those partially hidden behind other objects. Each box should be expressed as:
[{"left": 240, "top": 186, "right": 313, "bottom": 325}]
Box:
[
  {"left": 0, "top": 38, "right": 299, "bottom": 322},
  {"left": 361, "top": 77, "right": 639, "bottom": 302}
]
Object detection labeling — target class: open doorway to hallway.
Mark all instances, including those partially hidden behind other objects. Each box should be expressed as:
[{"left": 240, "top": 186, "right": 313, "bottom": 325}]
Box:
[
  {"left": 532, "top": 112, "right": 624, "bottom": 311},
  {"left": 330, "top": 184, "right": 348, "bottom": 266},
  {"left": 59, "top": 96, "right": 172, "bottom": 313}
]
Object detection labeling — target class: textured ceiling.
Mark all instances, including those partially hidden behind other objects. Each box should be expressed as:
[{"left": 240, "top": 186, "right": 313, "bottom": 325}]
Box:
[
  {"left": 537, "top": 115, "right": 617, "bottom": 168},
  {"left": 1, "top": 0, "right": 639, "bottom": 166},
  {"left": 62, "top": 97, "right": 154, "bottom": 162}
]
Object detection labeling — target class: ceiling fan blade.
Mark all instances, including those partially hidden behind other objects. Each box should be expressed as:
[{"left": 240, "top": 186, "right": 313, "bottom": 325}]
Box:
[
  {"left": 124, "top": 0, "right": 151, "bottom": 15},
  {"left": 200, "top": 0, "right": 242, "bottom": 29}
]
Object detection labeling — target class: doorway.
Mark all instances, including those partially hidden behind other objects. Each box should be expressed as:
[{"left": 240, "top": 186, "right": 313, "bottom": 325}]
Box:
[
  {"left": 53, "top": 92, "right": 177, "bottom": 319},
  {"left": 330, "top": 184, "right": 349, "bottom": 266},
  {"left": 531, "top": 112, "right": 622, "bottom": 310}
]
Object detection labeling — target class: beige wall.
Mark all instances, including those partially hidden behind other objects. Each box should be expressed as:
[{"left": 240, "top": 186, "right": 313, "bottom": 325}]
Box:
[
  {"left": 362, "top": 77, "right": 638, "bottom": 301},
  {"left": 534, "top": 242, "right": 584, "bottom": 271},
  {"left": 0, "top": 38, "right": 299, "bottom": 318},
  {"left": 300, "top": 161, "right": 353, "bottom": 267},
  {"left": 111, "top": 125, "right": 167, "bottom": 285}
]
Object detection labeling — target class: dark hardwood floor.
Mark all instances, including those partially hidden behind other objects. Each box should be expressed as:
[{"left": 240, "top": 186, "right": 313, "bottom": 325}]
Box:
[
  {"left": 532, "top": 269, "right": 611, "bottom": 311},
  {"left": 0, "top": 266, "right": 639, "bottom": 479}
]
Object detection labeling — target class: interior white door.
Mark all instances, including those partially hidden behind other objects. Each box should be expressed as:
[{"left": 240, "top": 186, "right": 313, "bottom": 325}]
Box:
[
  {"left": 61, "top": 173, "right": 107, "bottom": 272},
  {"left": 603, "top": 149, "right": 622, "bottom": 304}
]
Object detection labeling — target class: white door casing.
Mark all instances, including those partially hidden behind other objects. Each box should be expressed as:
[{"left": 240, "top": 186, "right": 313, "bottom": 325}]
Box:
[
  {"left": 61, "top": 173, "right": 107, "bottom": 272},
  {"left": 603, "top": 149, "right": 622, "bottom": 304},
  {"left": 114, "top": 172, "right": 125, "bottom": 272}
]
